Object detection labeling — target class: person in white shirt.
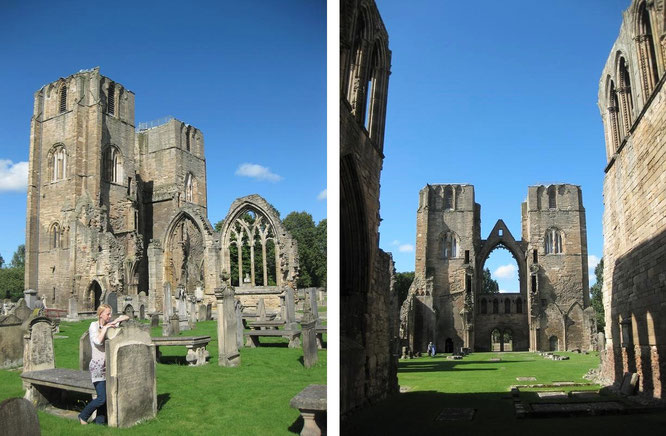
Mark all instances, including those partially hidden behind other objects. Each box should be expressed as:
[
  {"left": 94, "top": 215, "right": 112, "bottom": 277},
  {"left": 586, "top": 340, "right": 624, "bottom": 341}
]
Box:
[{"left": 78, "top": 304, "right": 128, "bottom": 425}]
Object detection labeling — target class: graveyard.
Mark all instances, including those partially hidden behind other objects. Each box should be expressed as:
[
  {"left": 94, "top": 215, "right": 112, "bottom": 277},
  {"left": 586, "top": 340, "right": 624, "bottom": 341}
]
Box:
[
  {"left": 0, "top": 314, "right": 326, "bottom": 435},
  {"left": 343, "top": 351, "right": 666, "bottom": 434}
]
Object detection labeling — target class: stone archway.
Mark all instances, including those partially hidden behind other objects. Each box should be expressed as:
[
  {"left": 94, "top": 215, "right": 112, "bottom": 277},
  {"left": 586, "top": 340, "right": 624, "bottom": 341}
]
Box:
[
  {"left": 475, "top": 220, "right": 529, "bottom": 352},
  {"left": 164, "top": 213, "right": 205, "bottom": 296},
  {"left": 87, "top": 281, "right": 103, "bottom": 311}
]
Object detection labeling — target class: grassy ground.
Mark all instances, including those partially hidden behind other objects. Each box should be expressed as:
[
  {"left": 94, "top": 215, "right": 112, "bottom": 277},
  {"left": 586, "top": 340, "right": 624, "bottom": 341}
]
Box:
[
  {"left": 0, "top": 319, "right": 326, "bottom": 435},
  {"left": 343, "top": 351, "right": 666, "bottom": 435}
]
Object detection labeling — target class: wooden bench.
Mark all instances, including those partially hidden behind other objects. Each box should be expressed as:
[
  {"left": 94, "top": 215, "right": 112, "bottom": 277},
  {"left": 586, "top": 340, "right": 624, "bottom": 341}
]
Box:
[
  {"left": 244, "top": 329, "right": 301, "bottom": 348},
  {"left": 152, "top": 336, "right": 211, "bottom": 366},
  {"left": 290, "top": 384, "right": 326, "bottom": 436}
]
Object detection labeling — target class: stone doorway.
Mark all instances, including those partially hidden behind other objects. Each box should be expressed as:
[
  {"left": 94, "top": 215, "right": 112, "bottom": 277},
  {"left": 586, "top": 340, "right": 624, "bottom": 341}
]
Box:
[{"left": 88, "top": 281, "right": 102, "bottom": 311}]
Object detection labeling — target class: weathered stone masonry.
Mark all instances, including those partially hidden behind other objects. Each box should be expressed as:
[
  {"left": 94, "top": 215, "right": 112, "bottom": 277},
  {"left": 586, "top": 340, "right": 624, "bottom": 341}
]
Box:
[
  {"left": 340, "top": 0, "right": 399, "bottom": 418},
  {"left": 598, "top": 0, "right": 666, "bottom": 400},
  {"left": 401, "top": 184, "right": 594, "bottom": 355}
]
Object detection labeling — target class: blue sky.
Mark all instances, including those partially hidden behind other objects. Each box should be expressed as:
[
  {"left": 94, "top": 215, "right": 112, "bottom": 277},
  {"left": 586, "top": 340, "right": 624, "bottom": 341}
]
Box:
[
  {"left": 376, "top": 0, "right": 630, "bottom": 289},
  {"left": 0, "top": 1, "right": 326, "bottom": 265}
]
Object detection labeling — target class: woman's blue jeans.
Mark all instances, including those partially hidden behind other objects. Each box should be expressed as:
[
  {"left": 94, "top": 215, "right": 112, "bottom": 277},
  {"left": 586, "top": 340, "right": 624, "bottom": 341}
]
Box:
[{"left": 78, "top": 381, "right": 107, "bottom": 424}]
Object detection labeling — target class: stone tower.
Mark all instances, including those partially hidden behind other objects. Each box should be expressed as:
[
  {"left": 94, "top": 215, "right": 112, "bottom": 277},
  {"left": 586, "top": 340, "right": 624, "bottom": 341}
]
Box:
[
  {"left": 24, "top": 68, "right": 221, "bottom": 314},
  {"left": 25, "top": 68, "right": 141, "bottom": 308},
  {"left": 522, "top": 184, "right": 593, "bottom": 352}
]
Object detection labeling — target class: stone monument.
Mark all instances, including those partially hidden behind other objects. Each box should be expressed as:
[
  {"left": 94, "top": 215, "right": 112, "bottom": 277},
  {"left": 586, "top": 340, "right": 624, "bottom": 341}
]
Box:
[{"left": 216, "top": 272, "right": 240, "bottom": 367}]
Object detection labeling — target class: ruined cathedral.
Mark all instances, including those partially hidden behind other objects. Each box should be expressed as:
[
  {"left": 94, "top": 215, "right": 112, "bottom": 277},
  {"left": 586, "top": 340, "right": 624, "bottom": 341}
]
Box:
[
  {"left": 401, "top": 184, "right": 596, "bottom": 354},
  {"left": 24, "top": 68, "right": 299, "bottom": 314}
]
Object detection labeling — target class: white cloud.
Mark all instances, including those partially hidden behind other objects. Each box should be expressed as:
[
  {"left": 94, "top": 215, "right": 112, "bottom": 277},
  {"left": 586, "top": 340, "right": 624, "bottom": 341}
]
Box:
[
  {"left": 588, "top": 255, "right": 600, "bottom": 271},
  {"left": 235, "top": 163, "right": 283, "bottom": 182},
  {"left": 391, "top": 240, "right": 400, "bottom": 246},
  {"left": 317, "top": 189, "right": 327, "bottom": 200},
  {"left": 399, "top": 244, "right": 414, "bottom": 253},
  {"left": 0, "top": 160, "right": 28, "bottom": 192},
  {"left": 494, "top": 264, "right": 517, "bottom": 279}
]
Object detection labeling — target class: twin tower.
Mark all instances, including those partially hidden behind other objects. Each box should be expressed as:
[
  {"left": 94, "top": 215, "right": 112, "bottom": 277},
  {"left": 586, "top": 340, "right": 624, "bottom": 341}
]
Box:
[{"left": 401, "top": 183, "right": 595, "bottom": 353}]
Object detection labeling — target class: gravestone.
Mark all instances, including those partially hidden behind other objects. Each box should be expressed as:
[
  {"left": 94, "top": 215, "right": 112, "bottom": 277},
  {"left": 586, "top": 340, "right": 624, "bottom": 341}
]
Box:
[
  {"left": 107, "top": 292, "right": 118, "bottom": 315},
  {"left": 151, "top": 314, "right": 160, "bottom": 328},
  {"left": 284, "top": 287, "right": 297, "bottom": 330},
  {"left": 198, "top": 304, "right": 206, "bottom": 322},
  {"left": 23, "top": 317, "right": 55, "bottom": 372},
  {"left": 163, "top": 283, "right": 173, "bottom": 318},
  {"left": 139, "top": 305, "right": 145, "bottom": 320},
  {"left": 67, "top": 297, "right": 79, "bottom": 320},
  {"left": 79, "top": 330, "right": 92, "bottom": 370},
  {"left": 169, "top": 314, "right": 180, "bottom": 336},
  {"left": 308, "top": 288, "right": 319, "bottom": 320},
  {"left": 620, "top": 372, "right": 639, "bottom": 395},
  {"left": 124, "top": 304, "right": 135, "bottom": 319},
  {"left": 301, "top": 315, "right": 318, "bottom": 368},
  {"left": 24, "top": 289, "right": 38, "bottom": 310},
  {"left": 215, "top": 278, "right": 240, "bottom": 367},
  {"left": 188, "top": 298, "right": 197, "bottom": 329},
  {"left": 0, "top": 397, "right": 41, "bottom": 436},
  {"left": 13, "top": 299, "right": 32, "bottom": 323},
  {"left": 235, "top": 300, "right": 243, "bottom": 349},
  {"left": 105, "top": 322, "right": 157, "bottom": 428},
  {"left": 257, "top": 298, "right": 266, "bottom": 321},
  {"left": 0, "top": 314, "right": 24, "bottom": 369},
  {"left": 206, "top": 303, "right": 212, "bottom": 320}
]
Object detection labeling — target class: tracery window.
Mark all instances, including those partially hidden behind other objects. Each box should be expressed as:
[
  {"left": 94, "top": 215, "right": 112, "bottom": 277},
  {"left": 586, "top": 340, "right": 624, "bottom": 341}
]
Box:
[
  {"left": 545, "top": 228, "right": 564, "bottom": 254},
  {"left": 636, "top": 1, "right": 660, "bottom": 100},
  {"left": 50, "top": 145, "right": 67, "bottom": 182},
  {"left": 442, "top": 232, "right": 459, "bottom": 259},
  {"left": 185, "top": 173, "right": 194, "bottom": 202},
  {"left": 617, "top": 56, "right": 634, "bottom": 135},
  {"left": 104, "top": 146, "right": 123, "bottom": 183},
  {"left": 108, "top": 82, "right": 115, "bottom": 115}
]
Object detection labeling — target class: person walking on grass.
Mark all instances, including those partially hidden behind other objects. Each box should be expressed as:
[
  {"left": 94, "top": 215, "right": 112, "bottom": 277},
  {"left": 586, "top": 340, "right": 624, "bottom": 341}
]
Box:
[{"left": 78, "top": 304, "right": 129, "bottom": 425}]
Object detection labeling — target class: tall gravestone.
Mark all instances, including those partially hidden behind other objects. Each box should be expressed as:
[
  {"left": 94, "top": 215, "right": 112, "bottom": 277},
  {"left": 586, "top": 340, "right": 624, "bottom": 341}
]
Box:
[
  {"left": 163, "top": 283, "right": 173, "bottom": 318},
  {"left": 235, "top": 300, "right": 243, "bottom": 349},
  {"left": 13, "top": 299, "right": 32, "bottom": 323},
  {"left": 169, "top": 314, "right": 180, "bottom": 336},
  {"left": 105, "top": 322, "right": 157, "bottom": 428},
  {"left": 257, "top": 298, "right": 266, "bottom": 321},
  {"left": 151, "top": 314, "right": 160, "bottom": 328},
  {"left": 79, "top": 330, "right": 92, "bottom": 371},
  {"left": 22, "top": 317, "right": 55, "bottom": 372},
  {"left": 0, "top": 398, "right": 41, "bottom": 436},
  {"left": 0, "top": 314, "right": 24, "bottom": 369},
  {"left": 23, "top": 290, "right": 38, "bottom": 310},
  {"left": 284, "top": 287, "right": 297, "bottom": 330},
  {"left": 301, "top": 293, "right": 318, "bottom": 368},
  {"left": 188, "top": 298, "right": 197, "bottom": 330},
  {"left": 216, "top": 276, "right": 240, "bottom": 367},
  {"left": 206, "top": 303, "right": 212, "bottom": 320},
  {"left": 107, "top": 292, "right": 118, "bottom": 315},
  {"left": 198, "top": 304, "right": 206, "bottom": 322},
  {"left": 68, "top": 297, "right": 79, "bottom": 320}
]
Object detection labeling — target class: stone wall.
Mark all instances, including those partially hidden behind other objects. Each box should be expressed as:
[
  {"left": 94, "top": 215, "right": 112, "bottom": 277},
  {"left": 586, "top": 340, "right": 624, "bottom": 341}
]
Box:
[
  {"left": 598, "top": 0, "right": 666, "bottom": 400},
  {"left": 340, "top": 0, "right": 398, "bottom": 419}
]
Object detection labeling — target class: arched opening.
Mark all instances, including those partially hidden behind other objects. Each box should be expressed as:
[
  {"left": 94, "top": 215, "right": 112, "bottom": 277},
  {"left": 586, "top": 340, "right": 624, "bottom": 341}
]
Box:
[
  {"left": 227, "top": 209, "right": 278, "bottom": 287},
  {"left": 545, "top": 228, "right": 564, "bottom": 254},
  {"left": 124, "top": 304, "right": 135, "bottom": 319},
  {"left": 59, "top": 84, "right": 67, "bottom": 113},
  {"left": 445, "top": 338, "right": 453, "bottom": 354},
  {"left": 481, "top": 245, "right": 519, "bottom": 294},
  {"left": 637, "top": 1, "right": 660, "bottom": 99},
  {"left": 491, "top": 329, "right": 502, "bottom": 352},
  {"left": 88, "top": 281, "right": 102, "bottom": 311},
  {"left": 548, "top": 185, "right": 557, "bottom": 209},
  {"left": 503, "top": 329, "right": 513, "bottom": 351},
  {"left": 617, "top": 56, "right": 634, "bottom": 134},
  {"left": 492, "top": 299, "right": 499, "bottom": 314},
  {"left": 165, "top": 214, "right": 205, "bottom": 296},
  {"left": 480, "top": 298, "right": 487, "bottom": 314},
  {"left": 549, "top": 335, "right": 558, "bottom": 351},
  {"left": 516, "top": 298, "right": 523, "bottom": 314},
  {"left": 504, "top": 298, "right": 511, "bottom": 314}
]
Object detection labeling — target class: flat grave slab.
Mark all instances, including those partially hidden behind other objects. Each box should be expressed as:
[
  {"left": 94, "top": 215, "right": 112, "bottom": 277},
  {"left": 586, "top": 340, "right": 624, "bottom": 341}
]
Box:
[
  {"left": 435, "top": 408, "right": 475, "bottom": 421},
  {"left": 571, "top": 391, "right": 601, "bottom": 399},
  {"left": 530, "top": 402, "right": 624, "bottom": 414},
  {"left": 489, "top": 358, "right": 501, "bottom": 362},
  {"left": 537, "top": 391, "right": 567, "bottom": 399},
  {"left": 552, "top": 381, "right": 576, "bottom": 386},
  {"left": 517, "top": 377, "right": 536, "bottom": 381}
]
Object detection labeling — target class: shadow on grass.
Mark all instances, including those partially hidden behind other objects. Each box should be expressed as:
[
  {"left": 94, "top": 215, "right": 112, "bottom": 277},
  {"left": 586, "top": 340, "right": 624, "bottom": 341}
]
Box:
[
  {"left": 157, "top": 393, "right": 171, "bottom": 411},
  {"left": 157, "top": 355, "right": 189, "bottom": 365},
  {"left": 399, "top": 359, "right": 523, "bottom": 373},
  {"left": 288, "top": 410, "right": 326, "bottom": 435}
]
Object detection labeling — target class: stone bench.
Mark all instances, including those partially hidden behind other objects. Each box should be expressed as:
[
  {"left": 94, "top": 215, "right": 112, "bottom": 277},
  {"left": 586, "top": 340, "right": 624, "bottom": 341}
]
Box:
[
  {"left": 247, "top": 320, "right": 285, "bottom": 330},
  {"left": 244, "top": 329, "right": 301, "bottom": 348},
  {"left": 290, "top": 384, "right": 326, "bottom": 436},
  {"left": 315, "top": 326, "right": 326, "bottom": 349},
  {"left": 152, "top": 336, "right": 211, "bottom": 366}
]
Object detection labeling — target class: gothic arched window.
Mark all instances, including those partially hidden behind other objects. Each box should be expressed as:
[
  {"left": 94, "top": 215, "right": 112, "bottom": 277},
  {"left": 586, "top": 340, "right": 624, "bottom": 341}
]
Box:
[
  {"left": 50, "top": 145, "right": 67, "bottom": 182},
  {"left": 545, "top": 228, "right": 564, "bottom": 254},
  {"left": 185, "top": 173, "right": 194, "bottom": 202},
  {"left": 104, "top": 146, "right": 123, "bottom": 184},
  {"left": 50, "top": 222, "right": 61, "bottom": 249},
  {"left": 442, "top": 232, "right": 459, "bottom": 259},
  {"left": 59, "top": 84, "right": 67, "bottom": 113},
  {"left": 108, "top": 82, "right": 115, "bottom": 115}
]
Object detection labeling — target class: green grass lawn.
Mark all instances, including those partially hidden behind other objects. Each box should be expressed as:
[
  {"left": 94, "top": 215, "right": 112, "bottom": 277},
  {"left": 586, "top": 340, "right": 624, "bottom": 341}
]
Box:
[
  {"left": 0, "top": 319, "right": 326, "bottom": 435},
  {"left": 343, "top": 351, "right": 666, "bottom": 435}
]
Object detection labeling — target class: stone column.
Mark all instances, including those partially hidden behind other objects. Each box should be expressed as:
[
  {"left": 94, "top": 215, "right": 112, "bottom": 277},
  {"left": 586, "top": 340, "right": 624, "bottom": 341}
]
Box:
[{"left": 216, "top": 274, "right": 240, "bottom": 367}]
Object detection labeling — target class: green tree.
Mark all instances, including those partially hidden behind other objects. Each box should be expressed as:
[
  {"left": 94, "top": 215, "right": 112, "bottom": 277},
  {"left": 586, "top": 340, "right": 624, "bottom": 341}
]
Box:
[
  {"left": 282, "top": 212, "right": 326, "bottom": 289},
  {"left": 214, "top": 219, "right": 224, "bottom": 233},
  {"left": 0, "top": 252, "right": 5, "bottom": 268},
  {"left": 481, "top": 268, "right": 499, "bottom": 293},
  {"left": 590, "top": 258, "right": 605, "bottom": 332},
  {"left": 394, "top": 271, "right": 414, "bottom": 306},
  {"left": 0, "top": 245, "right": 25, "bottom": 301},
  {"left": 10, "top": 244, "right": 25, "bottom": 269}
]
